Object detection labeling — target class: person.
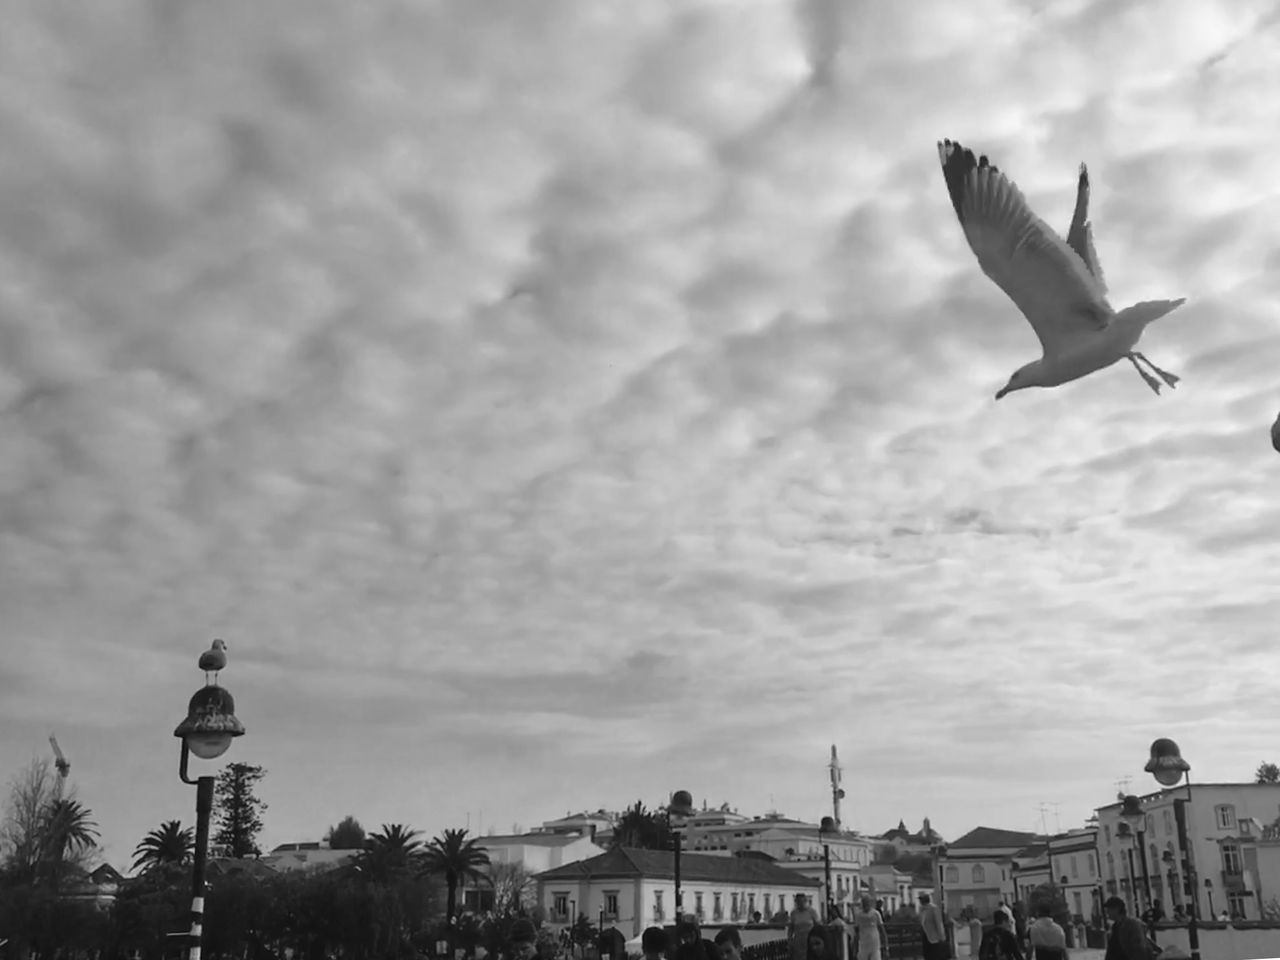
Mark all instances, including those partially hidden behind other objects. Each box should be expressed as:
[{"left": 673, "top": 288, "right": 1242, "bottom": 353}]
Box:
[
  {"left": 966, "top": 909, "right": 983, "bottom": 959},
  {"left": 642, "top": 927, "right": 669, "bottom": 960},
  {"left": 789, "top": 894, "right": 822, "bottom": 960},
  {"left": 1102, "top": 897, "right": 1147, "bottom": 960},
  {"left": 508, "top": 919, "right": 540, "bottom": 960},
  {"left": 851, "top": 894, "right": 887, "bottom": 960},
  {"left": 1216, "top": 909, "right": 1229, "bottom": 922},
  {"left": 1012, "top": 903, "right": 1028, "bottom": 949},
  {"left": 807, "top": 925, "right": 828, "bottom": 960},
  {"left": 1027, "top": 902, "right": 1067, "bottom": 960},
  {"left": 714, "top": 927, "right": 743, "bottom": 960},
  {"left": 918, "top": 893, "right": 947, "bottom": 960},
  {"left": 979, "top": 910, "right": 1024, "bottom": 960},
  {"left": 1170, "top": 905, "right": 1185, "bottom": 922},
  {"left": 752, "top": 912, "right": 763, "bottom": 925},
  {"left": 675, "top": 916, "right": 723, "bottom": 960}
]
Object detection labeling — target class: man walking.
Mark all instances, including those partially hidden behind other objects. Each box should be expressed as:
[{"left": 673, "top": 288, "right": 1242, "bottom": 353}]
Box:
[
  {"left": 919, "top": 893, "right": 948, "bottom": 960},
  {"left": 1103, "top": 896, "right": 1147, "bottom": 960}
]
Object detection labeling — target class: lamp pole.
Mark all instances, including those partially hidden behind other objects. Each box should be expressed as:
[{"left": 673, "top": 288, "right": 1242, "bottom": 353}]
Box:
[
  {"left": 174, "top": 651, "right": 246, "bottom": 960},
  {"left": 670, "top": 790, "right": 694, "bottom": 920},
  {"left": 820, "top": 817, "right": 836, "bottom": 922},
  {"left": 1145, "top": 739, "right": 1199, "bottom": 960},
  {"left": 935, "top": 843, "right": 952, "bottom": 957}
]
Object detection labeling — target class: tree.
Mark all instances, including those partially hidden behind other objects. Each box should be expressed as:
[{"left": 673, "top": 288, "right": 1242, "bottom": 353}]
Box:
[
  {"left": 422, "top": 829, "right": 491, "bottom": 936},
  {"left": 1256, "top": 762, "right": 1280, "bottom": 784},
  {"left": 610, "top": 801, "right": 672, "bottom": 850},
  {"left": 132, "top": 819, "right": 195, "bottom": 873},
  {"left": 213, "top": 762, "right": 268, "bottom": 858},
  {"left": 356, "top": 823, "right": 424, "bottom": 883},
  {"left": 39, "top": 798, "right": 99, "bottom": 887},
  {"left": 488, "top": 861, "right": 535, "bottom": 913},
  {"left": 0, "top": 758, "right": 60, "bottom": 880},
  {"left": 326, "top": 814, "right": 367, "bottom": 850}
]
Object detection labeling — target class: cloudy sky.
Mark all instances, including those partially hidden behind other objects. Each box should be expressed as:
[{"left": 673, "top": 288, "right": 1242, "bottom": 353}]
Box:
[{"left": 4, "top": 0, "right": 1280, "bottom": 871}]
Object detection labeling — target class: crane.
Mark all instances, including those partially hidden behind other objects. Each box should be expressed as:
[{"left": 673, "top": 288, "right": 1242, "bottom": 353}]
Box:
[{"left": 49, "top": 735, "right": 70, "bottom": 802}]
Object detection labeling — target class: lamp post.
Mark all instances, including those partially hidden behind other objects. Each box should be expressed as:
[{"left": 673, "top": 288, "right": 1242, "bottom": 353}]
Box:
[
  {"left": 1204, "top": 879, "right": 1215, "bottom": 920},
  {"left": 1144, "top": 738, "right": 1198, "bottom": 960},
  {"left": 934, "top": 843, "right": 953, "bottom": 956},
  {"left": 1119, "top": 796, "right": 1152, "bottom": 913},
  {"left": 1116, "top": 823, "right": 1139, "bottom": 915},
  {"left": 819, "top": 817, "right": 837, "bottom": 922},
  {"left": 174, "top": 666, "right": 245, "bottom": 960},
  {"left": 669, "top": 790, "right": 694, "bottom": 920}
]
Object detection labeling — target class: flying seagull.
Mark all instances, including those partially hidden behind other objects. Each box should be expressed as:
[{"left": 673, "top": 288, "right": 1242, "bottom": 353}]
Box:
[
  {"left": 937, "top": 138, "right": 1186, "bottom": 399},
  {"left": 1271, "top": 412, "right": 1280, "bottom": 453},
  {"left": 199, "top": 638, "right": 227, "bottom": 685}
]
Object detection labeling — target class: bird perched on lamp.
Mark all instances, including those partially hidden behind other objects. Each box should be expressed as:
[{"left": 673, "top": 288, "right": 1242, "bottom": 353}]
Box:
[{"left": 199, "top": 639, "right": 228, "bottom": 685}]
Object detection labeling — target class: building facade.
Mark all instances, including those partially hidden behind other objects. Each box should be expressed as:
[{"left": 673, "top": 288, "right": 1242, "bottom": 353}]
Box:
[
  {"left": 939, "top": 827, "right": 1043, "bottom": 920},
  {"left": 535, "top": 846, "right": 822, "bottom": 938},
  {"left": 1046, "top": 829, "right": 1100, "bottom": 922},
  {"left": 1096, "top": 782, "right": 1280, "bottom": 922}
]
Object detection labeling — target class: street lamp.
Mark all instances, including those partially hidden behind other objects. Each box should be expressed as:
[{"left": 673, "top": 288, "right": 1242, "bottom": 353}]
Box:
[
  {"left": 174, "top": 661, "right": 245, "bottom": 960},
  {"left": 934, "top": 843, "right": 953, "bottom": 955},
  {"left": 820, "top": 817, "right": 836, "bottom": 922},
  {"left": 1204, "top": 879, "right": 1215, "bottom": 920},
  {"left": 1116, "top": 823, "right": 1139, "bottom": 915},
  {"left": 669, "top": 790, "right": 694, "bottom": 919},
  {"left": 1144, "top": 738, "right": 1199, "bottom": 960},
  {"left": 1119, "top": 796, "right": 1153, "bottom": 913}
]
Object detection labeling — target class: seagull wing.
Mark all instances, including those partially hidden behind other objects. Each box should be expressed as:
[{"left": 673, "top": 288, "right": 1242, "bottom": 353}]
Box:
[
  {"left": 1066, "top": 163, "right": 1108, "bottom": 292},
  {"left": 938, "top": 139, "right": 1112, "bottom": 359}
]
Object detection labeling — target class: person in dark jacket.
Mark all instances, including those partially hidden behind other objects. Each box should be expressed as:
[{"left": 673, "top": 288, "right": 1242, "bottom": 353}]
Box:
[
  {"left": 1103, "top": 897, "right": 1148, "bottom": 960},
  {"left": 979, "top": 910, "right": 1025, "bottom": 960},
  {"left": 674, "top": 915, "right": 724, "bottom": 960}
]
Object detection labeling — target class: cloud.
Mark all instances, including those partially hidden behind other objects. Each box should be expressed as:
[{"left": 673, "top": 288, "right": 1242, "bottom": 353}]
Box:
[{"left": 2, "top": 0, "right": 1280, "bottom": 868}]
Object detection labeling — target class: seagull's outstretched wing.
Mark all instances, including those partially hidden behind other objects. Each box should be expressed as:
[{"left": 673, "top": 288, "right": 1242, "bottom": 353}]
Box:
[
  {"left": 1066, "top": 163, "right": 1107, "bottom": 292},
  {"left": 938, "top": 139, "right": 1112, "bottom": 359}
]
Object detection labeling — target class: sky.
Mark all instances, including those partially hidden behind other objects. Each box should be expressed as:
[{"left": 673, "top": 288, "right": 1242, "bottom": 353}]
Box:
[{"left": 3, "top": 0, "right": 1280, "bottom": 873}]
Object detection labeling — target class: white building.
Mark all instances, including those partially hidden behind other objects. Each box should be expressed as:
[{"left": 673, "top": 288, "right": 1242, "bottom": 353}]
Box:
[
  {"left": 939, "top": 827, "right": 1045, "bottom": 920},
  {"left": 1096, "top": 782, "right": 1280, "bottom": 922},
  {"left": 535, "top": 846, "right": 822, "bottom": 938},
  {"left": 464, "top": 831, "right": 607, "bottom": 912},
  {"left": 265, "top": 841, "right": 356, "bottom": 874},
  {"left": 1045, "top": 828, "right": 1100, "bottom": 922}
]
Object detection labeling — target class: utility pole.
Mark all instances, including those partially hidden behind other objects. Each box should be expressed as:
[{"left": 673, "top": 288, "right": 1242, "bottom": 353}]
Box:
[{"left": 829, "top": 745, "right": 846, "bottom": 828}]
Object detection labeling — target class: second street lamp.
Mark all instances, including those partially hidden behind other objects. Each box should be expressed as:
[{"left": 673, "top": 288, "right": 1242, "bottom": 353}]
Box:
[
  {"left": 1119, "top": 796, "right": 1153, "bottom": 913},
  {"left": 669, "top": 790, "right": 694, "bottom": 921},
  {"left": 1144, "top": 738, "right": 1199, "bottom": 960},
  {"left": 174, "top": 651, "right": 245, "bottom": 960}
]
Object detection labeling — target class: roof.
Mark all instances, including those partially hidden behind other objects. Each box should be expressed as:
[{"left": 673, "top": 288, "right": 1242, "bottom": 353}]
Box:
[
  {"left": 535, "top": 846, "right": 822, "bottom": 887},
  {"left": 481, "top": 832, "right": 588, "bottom": 847},
  {"left": 948, "top": 827, "right": 1043, "bottom": 851},
  {"left": 1012, "top": 843, "right": 1049, "bottom": 860}
]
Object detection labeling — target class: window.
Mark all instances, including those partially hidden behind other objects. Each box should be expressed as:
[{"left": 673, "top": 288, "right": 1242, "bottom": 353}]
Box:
[
  {"left": 714, "top": 893, "right": 723, "bottom": 921},
  {"left": 604, "top": 891, "right": 619, "bottom": 918},
  {"left": 695, "top": 892, "right": 704, "bottom": 920},
  {"left": 945, "top": 865, "right": 959, "bottom": 883},
  {"left": 655, "top": 890, "right": 665, "bottom": 922},
  {"left": 1241, "top": 820, "right": 1253, "bottom": 835},
  {"left": 731, "top": 893, "right": 739, "bottom": 920},
  {"left": 1164, "top": 810, "right": 1173, "bottom": 835},
  {"left": 764, "top": 894, "right": 772, "bottom": 917},
  {"left": 1216, "top": 805, "right": 1237, "bottom": 830},
  {"left": 1149, "top": 845, "right": 1159, "bottom": 872},
  {"left": 553, "top": 892, "right": 569, "bottom": 922},
  {"left": 1222, "top": 843, "right": 1243, "bottom": 876},
  {"left": 1104, "top": 824, "right": 1112, "bottom": 844},
  {"left": 1087, "top": 854, "right": 1096, "bottom": 877},
  {"left": 1106, "top": 852, "right": 1115, "bottom": 879},
  {"left": 1147, "top": 814, "right": 1155, "bottom": 833},
  {"left": 748, "top": 894, "right": 756, "bottom": 917},
  {"left": 1070, "top": 855, "right": 1078, "bottom": 879},
  {"left": 972, "top": 865, "right": 985, "bottom": 883},
  {"left": 1072, "top": 892, "right": 1083, "bottom": 917},
  {"left": 1227, "top": 892, "right": 1249, "bottom": 919}
]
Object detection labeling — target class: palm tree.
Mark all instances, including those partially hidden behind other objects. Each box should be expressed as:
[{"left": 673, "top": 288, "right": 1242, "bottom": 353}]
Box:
[
  {"left": 355, "top": 823, "right": 425, "bottom": 883},
  {"left": 39, "top": 798, "right": 99, "bottom": 888},
  {"left": 422, "top": 829, "right": 490, "bottom": 938},
  {"left": 132, "top": 820, "right": 195, "bottom": 874}
]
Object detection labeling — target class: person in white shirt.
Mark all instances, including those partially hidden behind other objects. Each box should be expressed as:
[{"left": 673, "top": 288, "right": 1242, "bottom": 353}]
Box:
[{"left": 1026, "top": 902, "right": 1067, "bottom": 960}]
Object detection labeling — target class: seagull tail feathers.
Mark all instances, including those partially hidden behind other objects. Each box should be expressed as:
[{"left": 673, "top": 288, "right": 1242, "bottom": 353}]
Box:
[{"left": 1115, "top": 298, "right": 1187, "bottom": 329}]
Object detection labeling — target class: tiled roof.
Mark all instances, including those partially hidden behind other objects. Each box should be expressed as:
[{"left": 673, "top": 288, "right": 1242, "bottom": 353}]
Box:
[
  {"left": 482, "top": 833, "right": 589, "bottom": 847},
  {"left": 948, "top": 827, "right": 1043, "bottom": 851},
  {"left": 535, "top": 846, "right": 822, "bottom": 886}
]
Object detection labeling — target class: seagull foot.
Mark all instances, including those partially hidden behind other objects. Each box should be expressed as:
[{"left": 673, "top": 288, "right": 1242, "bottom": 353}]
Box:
[
  {"left": 1128, "top": 355, "right": 1163, "bottom": 395},
  {"left": 1133, "top": 352, "right": 1180, "bottom": 390}
]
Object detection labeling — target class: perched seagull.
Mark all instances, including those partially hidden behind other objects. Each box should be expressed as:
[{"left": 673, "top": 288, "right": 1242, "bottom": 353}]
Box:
[
  {"left": 937, "top": 138, "right": 1186, "bottom": 399},
  {"left": 199, "top": 638, "right": 227, "bottom": 685}
]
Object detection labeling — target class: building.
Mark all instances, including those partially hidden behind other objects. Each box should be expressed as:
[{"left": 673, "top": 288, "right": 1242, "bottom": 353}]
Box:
[
  {"left": 861, "top": 864, "right": 916, "bottom": 914},
  {"left": 265, "top": 841, "right": 358, "bottom": 874},
  {"left": 939, "top": 827, "right": 1044, "bottom": 920},
  {"left": 540, "top": 810, "right": 618, "bottom": 845},
  {"left": 60, "top": 863, "right": 124, "bottom": 910},
  {"left": 1096, "top": 782, "right": 1280, "bottom": 922},
  {"left": 463, "top": 831, "right": 607, "bottom": 912},
  {"left": 534, "top": 846, "right": 822, "bottom": 938},
  {"left": 682, "top": 812, "right": 809, "bottom": 855},
  {"left": 876, "top": 818, "right": 944, "bottom": 854},
  {"left": 1045, "top": 828, "right": 1100, "bottom": 922},
  {"left": 1009, "top": 842, "right": 1051, "bottom": 908}
]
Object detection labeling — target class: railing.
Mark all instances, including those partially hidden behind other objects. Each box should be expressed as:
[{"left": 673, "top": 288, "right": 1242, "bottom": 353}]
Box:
[{"left": 741, "top": 940, "right": 789, "bottom": 960}]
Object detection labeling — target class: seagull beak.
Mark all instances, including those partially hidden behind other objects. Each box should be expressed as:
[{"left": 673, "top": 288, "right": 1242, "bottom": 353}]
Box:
[{"left": 995, "top": 387, "right": 1009, "bottom": 400}]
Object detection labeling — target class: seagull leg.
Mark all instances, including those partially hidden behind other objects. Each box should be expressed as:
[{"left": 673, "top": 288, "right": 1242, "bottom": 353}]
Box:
[
  {"left": 1127, "top": 354, "right": 1163, "bottom": 394},
  {"left": 1133, "top": 351, "right": 1180, "bottom": 389}
]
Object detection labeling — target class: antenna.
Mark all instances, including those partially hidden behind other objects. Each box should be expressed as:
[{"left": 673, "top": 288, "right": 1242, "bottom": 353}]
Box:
[
  {"left": 1037, "top": 803, "right": 1050, "bottom": 836},
  {"left": 1114, "top": 777, "right": 1132, "bottom": 801},
  {"left": 1050, "top": 802, "right": 1062, "bottom": 833},
  {"left": 830, "top": 745, "right": 846, "bottom": 829}
]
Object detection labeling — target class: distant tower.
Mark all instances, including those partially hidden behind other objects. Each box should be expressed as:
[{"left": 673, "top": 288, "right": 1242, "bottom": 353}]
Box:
[{"left": 830, "top": 745, "right": 846, "bottom": 828}]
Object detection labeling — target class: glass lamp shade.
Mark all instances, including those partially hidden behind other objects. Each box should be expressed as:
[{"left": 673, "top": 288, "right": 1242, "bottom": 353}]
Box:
[{"left": 1145, "top": 738, "right": 1190, "bottom": 787}]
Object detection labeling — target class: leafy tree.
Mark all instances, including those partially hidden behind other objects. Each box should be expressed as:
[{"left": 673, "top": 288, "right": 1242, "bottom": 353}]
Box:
[
  {"left": 1256, "top": 762, "right": 1280, "bottom": 784},
  {"left": 356, "top": 823, "right": 424, "bottom": 883},
  {"left": 38, "top": 798, "right": 99, "bottom": 888},
  {"left": 326, "top": 814, "right": 367, "bottom": 850},
  {"left": 1028, "top": 882, "right": 1070, "bottom": 927},
  {"left": 610, "top": 801, "right": 672, "bottom": 850},
  {"left": 422, "top": 828, "right": 491, "bottom": 940},
  {"left": 132, "top": 819, "right": 195, "bottom": 873},
  {"left": 489, "top": 860, "right": 536, "bottom": 913},
  {"left": 213, "top": 762, "right": 268, "bottom": 858}
]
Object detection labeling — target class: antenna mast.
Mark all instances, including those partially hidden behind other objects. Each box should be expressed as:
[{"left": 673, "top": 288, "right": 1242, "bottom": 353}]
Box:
[{"left": 830, "top": 745, "right": 846, "bottom": 828}]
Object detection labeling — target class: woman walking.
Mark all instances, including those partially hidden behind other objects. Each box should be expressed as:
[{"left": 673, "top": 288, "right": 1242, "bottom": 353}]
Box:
[{"left": 851, "top": 895, "right": 887, "bottom": 960}]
